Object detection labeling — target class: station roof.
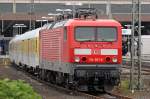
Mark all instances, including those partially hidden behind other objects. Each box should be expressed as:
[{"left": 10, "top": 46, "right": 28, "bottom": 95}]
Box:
[
  {"left": 0, "top": 0, "right": 150, "bottom": 4},
  {"left": 0, "top": 0, "right": 150, "bottom": 22}
]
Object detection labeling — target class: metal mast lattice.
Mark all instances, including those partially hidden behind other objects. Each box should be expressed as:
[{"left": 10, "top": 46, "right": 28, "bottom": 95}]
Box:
[{"left": 131, "top": 0, "right": 142, "bottom": 91}]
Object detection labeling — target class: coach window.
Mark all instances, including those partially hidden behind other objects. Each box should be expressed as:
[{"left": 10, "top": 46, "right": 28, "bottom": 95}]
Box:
[{"left": 64, "top": 27, "right": 67, "bottom": 41}]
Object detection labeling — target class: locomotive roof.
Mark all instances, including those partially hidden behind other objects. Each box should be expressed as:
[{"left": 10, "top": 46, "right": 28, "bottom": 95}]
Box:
[
  {"left": 49, "top": 19, "right": 121, "bottom": 29},
  {"left": 64, "top": 19, "right": 121, "bottom": 27}
]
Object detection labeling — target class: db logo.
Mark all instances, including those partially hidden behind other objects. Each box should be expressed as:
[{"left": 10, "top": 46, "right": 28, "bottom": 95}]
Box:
[{"left": 93, "top": 50, "right": 99, "bottom": 54}]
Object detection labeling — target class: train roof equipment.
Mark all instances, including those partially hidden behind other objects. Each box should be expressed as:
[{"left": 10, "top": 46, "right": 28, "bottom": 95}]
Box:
[
  {"left": 54, "top": 8, "right": 98, "bottom": 21},
  {"left": 75, "top": 8, "right": 98, "bottom": 19}
]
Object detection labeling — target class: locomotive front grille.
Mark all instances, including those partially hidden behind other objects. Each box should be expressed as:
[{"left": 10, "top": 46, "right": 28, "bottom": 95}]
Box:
[
  {"left": 75, "top": 69, "right": 119, "bottom": 79},
  {"left": 74, "top": 64, "right": 121, "bottom": 79}
]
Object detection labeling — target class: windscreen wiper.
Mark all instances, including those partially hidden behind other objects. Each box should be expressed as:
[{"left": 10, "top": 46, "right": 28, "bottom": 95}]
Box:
[{"left": 82, "top": 40, "right": 94, "bottom": 42}]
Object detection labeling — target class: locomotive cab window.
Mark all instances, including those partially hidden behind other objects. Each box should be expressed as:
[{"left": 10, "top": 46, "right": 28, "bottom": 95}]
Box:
[
  {"left": 97, "top": 27, "right": 117, "bottom": 41},
  {"left": 75, "top": 27, "right": 117, "bottom": 42},
  {"left": 75, "top": 27, "right": 95, "bottom": 41}
]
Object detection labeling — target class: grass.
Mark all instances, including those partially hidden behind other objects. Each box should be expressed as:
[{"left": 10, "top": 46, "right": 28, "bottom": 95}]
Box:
[{"left": 0, "top": 78, "right": 42, "bottom": 99}]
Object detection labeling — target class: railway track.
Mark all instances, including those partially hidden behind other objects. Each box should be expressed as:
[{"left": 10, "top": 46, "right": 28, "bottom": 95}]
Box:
[
  {"left": 122, "top": 65, "right": 150, "bottom": 75},
  {"left": 122, "top": 59, "right": 150, "bottom": 75},
  {"left": 104, "top": 92, "right": 132, "bottom": 99},
  {"left": 12, "top": 64, "right": 133, "bottom": 99},
  {"left": 122, "top": 58, "right": 150, "bottom": 68},
  {"left": 122, "top": 65, "right": 150, "bottom": 74}
]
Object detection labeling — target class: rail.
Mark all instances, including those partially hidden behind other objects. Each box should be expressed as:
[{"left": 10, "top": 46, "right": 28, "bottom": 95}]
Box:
[{"left": 106, "top": 91, "right": 132, "bottom": 99}]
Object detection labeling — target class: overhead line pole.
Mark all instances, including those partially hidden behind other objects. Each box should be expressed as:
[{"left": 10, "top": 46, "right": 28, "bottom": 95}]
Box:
[
  {"left": 88, "top": 0, "right": 91, "bottom": 8},
  {"left": 130, "top": 0, "right": 135, "bottom": 92},
  {"left": 29, "top": 0, "right": 35, "bottom": 30},
  {"left": 1, "top": 17, "right": 4, "bottom": 34},
  {"left": 106, "top": 0, "right": 112, "bottom": 19},
  {"left": 137, "top": 0, "right": 142, "bottom": 90},
  {"left": 13, "top": 0, "right": 16, "bottom": 14},
  {"left": 131, "top": 0, "right": 142, "bottom": 91}
]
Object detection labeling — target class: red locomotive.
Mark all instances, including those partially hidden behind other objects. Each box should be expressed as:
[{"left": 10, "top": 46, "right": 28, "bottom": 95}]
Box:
[
  {"left": 39, "top": 9, "right": 122, "bottom": 91},
  {"left": 9, "top": 8, "right": 122, "bottom": 91}
]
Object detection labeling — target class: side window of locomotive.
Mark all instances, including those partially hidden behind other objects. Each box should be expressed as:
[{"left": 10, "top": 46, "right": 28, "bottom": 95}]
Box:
[
  {"left": 97, "top": 27, "right": 117, "bottom": 41},
  {"left": 64, "top": 27, "right": 67, "bottom": 41}
]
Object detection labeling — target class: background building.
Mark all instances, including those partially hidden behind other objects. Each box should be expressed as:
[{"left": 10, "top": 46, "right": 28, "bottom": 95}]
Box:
[{"left": 0, "top": 0, "right": 150, "bottom": 54}]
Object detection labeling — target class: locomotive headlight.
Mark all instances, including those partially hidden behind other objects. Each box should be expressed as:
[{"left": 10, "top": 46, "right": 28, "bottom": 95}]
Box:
[
  {"left": 112, "top": 58, "right": 118, "bottom": 63},
  {"left": 75, "top": 57, "right": 80, "bottom": 62}
]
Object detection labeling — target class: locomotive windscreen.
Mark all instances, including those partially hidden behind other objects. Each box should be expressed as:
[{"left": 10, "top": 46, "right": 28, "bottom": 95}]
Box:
[{"left": 75, "top": 27, "right": 117, "bottom": 42}]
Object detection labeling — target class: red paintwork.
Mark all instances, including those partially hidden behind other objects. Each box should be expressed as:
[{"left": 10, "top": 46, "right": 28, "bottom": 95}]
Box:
[
  {"left": 40, "top": 28, "right": 64, "bottom": 62},
  {"left": 40, "top": 19, "right": 122, "bottom": 64}
]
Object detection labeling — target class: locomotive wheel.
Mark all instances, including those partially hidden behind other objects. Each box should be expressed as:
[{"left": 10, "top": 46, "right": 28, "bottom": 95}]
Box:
[
  {"left": 39, "top": 69, "right": 44, "bottom": 80},
  {"left": 42, "top": 69, "right": 47, "bottom": 81},
  {"left": 103, "top": 84, "right": 114, "bottom": 92},
  {"left": 56, "top": 72, "right": 65, "bottom": 85},
  {"left": 50, "top": 71, "right": 56, "bottom": 84},
  {"left": 46, "top": 71, "right": 51, "bottom": 82},
  {"left": 63, "top": 75, "right": 72, "bottom": 89}
]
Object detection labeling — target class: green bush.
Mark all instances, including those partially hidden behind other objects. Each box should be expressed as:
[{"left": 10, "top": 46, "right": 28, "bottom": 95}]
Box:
[
  {"left": 0, "top": 79, "right": 42, "bottom": 99},
  {"left": 121, "top": 80, "right": 129, "bottom": 90},
  {"left": 120, "top": 80, "right": 130, "bottom": 94}
]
